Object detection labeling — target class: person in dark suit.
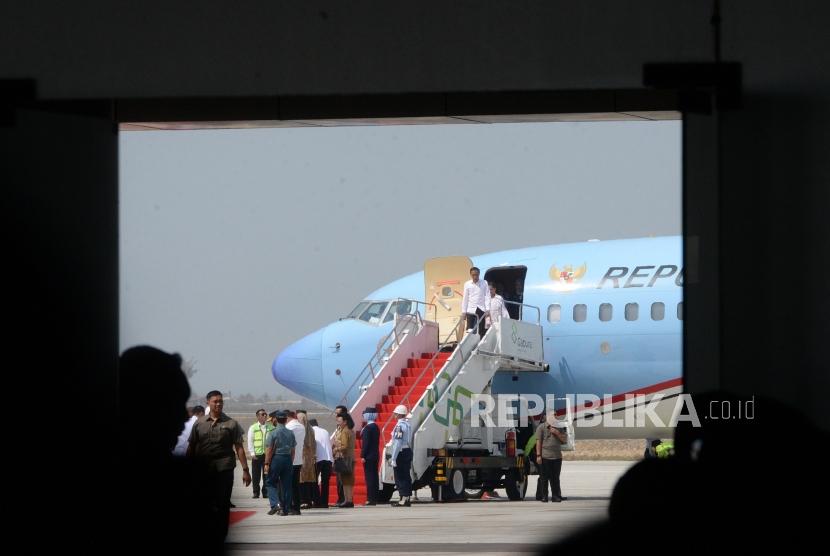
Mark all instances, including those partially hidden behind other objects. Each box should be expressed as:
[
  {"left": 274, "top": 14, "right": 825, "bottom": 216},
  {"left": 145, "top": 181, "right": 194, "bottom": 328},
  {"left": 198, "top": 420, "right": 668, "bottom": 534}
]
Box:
[{"left": 361, "top": 407, "right": 381, "bottom": 506}]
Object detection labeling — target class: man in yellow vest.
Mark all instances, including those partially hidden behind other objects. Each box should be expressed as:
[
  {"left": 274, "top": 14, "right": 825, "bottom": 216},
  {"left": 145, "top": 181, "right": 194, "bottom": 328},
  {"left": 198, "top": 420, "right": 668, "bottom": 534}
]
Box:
[{"left": 248, "top": 409, "right": 275, "bottom": 499}]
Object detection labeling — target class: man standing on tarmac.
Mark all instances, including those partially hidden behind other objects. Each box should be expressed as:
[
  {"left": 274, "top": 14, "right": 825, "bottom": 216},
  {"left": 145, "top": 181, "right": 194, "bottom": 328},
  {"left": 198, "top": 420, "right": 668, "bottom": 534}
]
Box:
[
  {"left": 334, "top": 405, "right": 348, "bottom": 505},
  {"left": 248, "top": 409, "right": 274, "bottom": 499},
  {"left": 264, "top": 410, "right": 297, "bottom": 515},
  {"left": 536, "top": 411, "right": 568, "bottom": 503},
  {"left": 187, "top": 390, "right": 251, "bottom": 538},
  {"left": 390, "top": 405, "right": 414, "bottom": 507},
  {"left": 461, "top": 267, "right": 489, "bottom": 339},
  {"left": 285, "top": 410, "right": 305, "bottom": 515}
]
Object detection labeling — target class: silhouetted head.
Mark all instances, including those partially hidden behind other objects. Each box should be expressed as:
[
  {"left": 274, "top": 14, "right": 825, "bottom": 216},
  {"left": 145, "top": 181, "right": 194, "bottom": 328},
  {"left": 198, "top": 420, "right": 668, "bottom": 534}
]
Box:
[
  {"left": 601, "top": 391, "right": 830, "bottom": 552},
  {"left": 119, "top": 345, "right": 190, "bottom": 457}
]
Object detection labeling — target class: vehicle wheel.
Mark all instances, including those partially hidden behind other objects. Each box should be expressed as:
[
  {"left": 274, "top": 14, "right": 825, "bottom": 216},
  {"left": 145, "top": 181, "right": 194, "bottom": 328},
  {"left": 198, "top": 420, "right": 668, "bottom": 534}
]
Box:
[
  {"left": 377, "top": 483, "right": 395, "bottom": 503},
  {"left": 504, "top": 468, "right": 526, "bottom": 501},
  {"left": 448, "top": 469, "right": 465, "bottom": 499}
]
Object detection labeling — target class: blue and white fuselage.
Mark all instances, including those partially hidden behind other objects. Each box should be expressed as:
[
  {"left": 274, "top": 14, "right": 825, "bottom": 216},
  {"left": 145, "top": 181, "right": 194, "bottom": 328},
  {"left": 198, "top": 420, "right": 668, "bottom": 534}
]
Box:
[{"left": 272, "top": 236, "right": 682, "bottom": 438}]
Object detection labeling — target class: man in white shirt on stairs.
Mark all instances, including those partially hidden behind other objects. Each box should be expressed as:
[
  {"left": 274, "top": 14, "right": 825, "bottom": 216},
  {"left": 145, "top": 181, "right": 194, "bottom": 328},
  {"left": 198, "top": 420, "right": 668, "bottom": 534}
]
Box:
[{"left": 461, "top": 266, "right": 489, "bottom": 340}]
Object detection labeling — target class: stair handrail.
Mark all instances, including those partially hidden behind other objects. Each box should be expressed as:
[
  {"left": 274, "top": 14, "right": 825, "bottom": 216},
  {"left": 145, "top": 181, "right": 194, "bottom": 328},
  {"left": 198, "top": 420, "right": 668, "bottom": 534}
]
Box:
[
  {"left": 379, "top": 312, "right": 475, "bottom": 442},
  {"left": 502, "top": 300, "right": 541, "bottom": 324},
  {"left": 413, "top": 306, "right": 547, "bottom": 453},
  {"left": 337, "top": 298, "right": 437, "bottom": 410}
]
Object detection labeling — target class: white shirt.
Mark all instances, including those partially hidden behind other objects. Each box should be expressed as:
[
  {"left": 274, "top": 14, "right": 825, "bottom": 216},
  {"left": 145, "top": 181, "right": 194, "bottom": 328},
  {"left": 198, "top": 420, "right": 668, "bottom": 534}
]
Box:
[
  {"left": 286, "top": 420, "right": 306, "bottom": 465},
  {"left": 313, "top": 425, "right": 334, "bottom": 462},
  {"left": 247, "top": 421, "right": 269, "bottom": 457},
  {"left": 461, "top": 278, "right": 489, "bottom": 314},
  {"left": 488, "top": 294, "right": 510, "bottom": 324},
  {"left": 172, "top": 415, "right": 198, "bottom": 456}
]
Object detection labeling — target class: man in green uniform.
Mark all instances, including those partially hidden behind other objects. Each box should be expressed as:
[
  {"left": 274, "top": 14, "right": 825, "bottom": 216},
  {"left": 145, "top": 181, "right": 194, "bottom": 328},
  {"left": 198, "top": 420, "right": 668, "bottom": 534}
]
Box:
[{"left": 187, "top": 390, "right": 251, "bottom": 539}]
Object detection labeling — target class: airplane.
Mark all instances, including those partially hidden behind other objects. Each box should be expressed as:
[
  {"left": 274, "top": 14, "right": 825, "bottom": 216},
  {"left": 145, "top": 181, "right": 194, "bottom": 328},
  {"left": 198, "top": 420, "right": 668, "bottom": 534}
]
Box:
[{"left": 272, "top": 235, "right": 683, "bottom": 440}]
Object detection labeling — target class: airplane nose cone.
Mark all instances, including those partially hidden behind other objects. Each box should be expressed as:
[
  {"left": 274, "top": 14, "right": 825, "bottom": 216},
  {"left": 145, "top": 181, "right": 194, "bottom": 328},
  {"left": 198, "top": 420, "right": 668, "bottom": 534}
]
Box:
[{"left": 272, "top": 328, "right": 324, "bottom": 402}]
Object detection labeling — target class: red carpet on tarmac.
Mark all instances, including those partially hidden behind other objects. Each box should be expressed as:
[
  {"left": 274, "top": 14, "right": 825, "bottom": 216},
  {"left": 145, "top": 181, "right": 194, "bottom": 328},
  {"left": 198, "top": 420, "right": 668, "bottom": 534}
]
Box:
[{"left": 229, "top": 511, "right": 256, "bottom": 525}]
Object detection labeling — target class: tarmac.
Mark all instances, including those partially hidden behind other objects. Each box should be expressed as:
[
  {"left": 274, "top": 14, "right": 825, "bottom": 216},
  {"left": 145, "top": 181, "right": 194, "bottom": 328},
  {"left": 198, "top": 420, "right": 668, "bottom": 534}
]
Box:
[{"left": 225, "top": 460, "right": 634, "bottom": 555}]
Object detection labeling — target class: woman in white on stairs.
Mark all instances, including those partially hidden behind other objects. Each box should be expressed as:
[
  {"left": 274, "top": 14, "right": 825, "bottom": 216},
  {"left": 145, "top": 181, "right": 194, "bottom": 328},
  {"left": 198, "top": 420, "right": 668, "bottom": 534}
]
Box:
[{"left": 487, "top": 283, "right": 511, "bottom": 353}]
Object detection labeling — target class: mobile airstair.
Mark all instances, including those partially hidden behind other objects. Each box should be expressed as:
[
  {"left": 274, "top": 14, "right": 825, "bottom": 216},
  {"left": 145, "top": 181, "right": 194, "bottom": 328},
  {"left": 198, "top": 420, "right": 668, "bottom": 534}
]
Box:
[{"left": 335, "top": 300, "right": 547, "bottom": 504}]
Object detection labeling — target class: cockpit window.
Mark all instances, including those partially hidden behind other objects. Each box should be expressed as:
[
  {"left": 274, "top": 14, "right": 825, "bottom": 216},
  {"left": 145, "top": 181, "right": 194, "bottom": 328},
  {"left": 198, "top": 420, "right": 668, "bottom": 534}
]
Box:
[
  {"left": 383, "top": 302, "right": 398, "bottom": 323},
  {"left": 382, "top": 300, "right": 414, "bottom": 323},
  {"left": 347, "top": 302, "right": 370, "bottom": 319},
  {"left": 359, "top": 301, "right": 389, "bottom": 324}
]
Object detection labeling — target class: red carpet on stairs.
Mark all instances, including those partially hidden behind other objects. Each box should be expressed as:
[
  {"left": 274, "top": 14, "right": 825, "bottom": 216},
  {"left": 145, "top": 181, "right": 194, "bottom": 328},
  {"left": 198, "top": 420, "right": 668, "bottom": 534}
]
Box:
[{"left": 330, "top": 352, "right": 451, "bottom": 505}]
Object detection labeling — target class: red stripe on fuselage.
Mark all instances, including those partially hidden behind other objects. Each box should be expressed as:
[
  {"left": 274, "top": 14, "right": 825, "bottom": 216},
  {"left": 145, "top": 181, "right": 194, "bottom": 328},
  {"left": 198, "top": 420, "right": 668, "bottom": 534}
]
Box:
[{"left": 554, "top": 377, "right": 683, "bottom": 416}]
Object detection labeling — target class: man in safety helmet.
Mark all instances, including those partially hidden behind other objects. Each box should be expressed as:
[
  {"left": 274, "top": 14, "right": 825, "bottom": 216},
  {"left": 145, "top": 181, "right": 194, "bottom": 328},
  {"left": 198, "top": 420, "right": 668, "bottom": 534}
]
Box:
[{"left": 389, "top": 404, "right": 413, "bottom": 507}]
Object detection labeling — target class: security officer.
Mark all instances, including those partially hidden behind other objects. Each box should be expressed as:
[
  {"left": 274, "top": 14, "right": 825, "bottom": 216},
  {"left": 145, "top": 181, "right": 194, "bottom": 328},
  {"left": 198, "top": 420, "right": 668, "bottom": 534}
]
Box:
[
  {"left": 361, "top": 407, "right": 381, "bottom": 506},
  {"left": 389, "top": 404, "right": 413, "bottom": 507},
  {"left": 264, "top": 410, "right": 298, "bottom": 516}
]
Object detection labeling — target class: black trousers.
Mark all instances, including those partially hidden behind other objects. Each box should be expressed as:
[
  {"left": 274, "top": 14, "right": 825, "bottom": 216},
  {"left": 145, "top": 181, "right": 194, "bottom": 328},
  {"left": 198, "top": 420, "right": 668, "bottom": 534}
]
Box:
[
  {"left": 394, "top": 448, "right": 413, "bottom": 497},
  {"left": 336, "top": 473, "right": 344, "bottom": 504},
  {"left": 317, "top": 460, "right": 332, "bottom": 507},
  {"left": 292, "top": 464, "right": 302, "bottom": 511},
  {"left": 534, "top": 454, "right": 547, "bottom": 500},
  {"left": 206, "top": 469, "right": 234, "bottom": 542},
  {"left": 251, "top": 454, "right": 266, "bottom": 496},
  {"left": 466, "top": 308, "right": 486, "bottom": 338},
  {"left": 540, "top": 458, "right": 563, "bottom": 499},
  {"left": 364, "top": 457, "right": 379, "bottom": 503}
]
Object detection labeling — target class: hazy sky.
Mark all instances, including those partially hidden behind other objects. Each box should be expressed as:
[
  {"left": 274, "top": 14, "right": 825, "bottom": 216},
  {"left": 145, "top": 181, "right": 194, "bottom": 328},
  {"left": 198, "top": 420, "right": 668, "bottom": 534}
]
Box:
[{"left": 120, "top": 120, "right": 681, "bottom": 397}]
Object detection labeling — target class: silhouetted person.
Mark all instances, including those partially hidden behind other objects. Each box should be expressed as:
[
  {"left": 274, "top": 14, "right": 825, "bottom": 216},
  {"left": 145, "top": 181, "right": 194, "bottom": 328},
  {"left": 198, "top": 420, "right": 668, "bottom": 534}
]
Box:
[
  {"left": 118, "top": 345, "right": 222, "bottom": 555},
  {"left": 538, "top": 391, "right": 830, "bottom": 554}
]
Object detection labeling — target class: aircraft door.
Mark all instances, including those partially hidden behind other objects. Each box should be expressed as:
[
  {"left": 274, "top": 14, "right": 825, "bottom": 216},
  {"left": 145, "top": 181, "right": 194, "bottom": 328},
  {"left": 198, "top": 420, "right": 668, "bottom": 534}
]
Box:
[
  {"left": 483, "top": 266, "right": 527, "bottom": 320},
  {"left": 424, "top": 256, "right": 473, "bottom": 344}
]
